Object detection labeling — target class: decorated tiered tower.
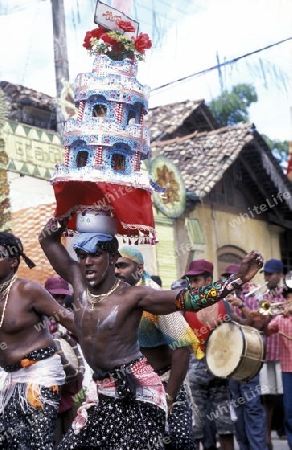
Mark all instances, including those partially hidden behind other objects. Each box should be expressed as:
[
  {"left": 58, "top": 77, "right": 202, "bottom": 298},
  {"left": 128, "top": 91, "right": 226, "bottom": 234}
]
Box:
[{"left": 51, "top": 12, "right": 157, "bottom": 243}]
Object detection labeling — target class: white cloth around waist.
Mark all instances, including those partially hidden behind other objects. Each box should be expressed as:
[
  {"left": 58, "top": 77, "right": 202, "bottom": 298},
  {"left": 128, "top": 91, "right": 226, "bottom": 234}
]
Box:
[{"left": 0, "top": 354, "right": 65, "bottom": 413}]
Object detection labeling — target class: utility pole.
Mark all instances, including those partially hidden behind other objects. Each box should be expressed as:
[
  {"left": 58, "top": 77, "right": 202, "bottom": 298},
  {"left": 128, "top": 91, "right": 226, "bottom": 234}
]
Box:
[{"left": 51, "top": 0, "right": 69, "bottom": 134}]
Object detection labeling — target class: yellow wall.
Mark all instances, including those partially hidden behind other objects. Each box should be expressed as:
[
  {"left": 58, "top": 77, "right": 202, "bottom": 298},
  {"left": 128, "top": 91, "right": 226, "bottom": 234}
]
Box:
[{"left": 174, "top": 203, "right": 283, "bottom": 285}]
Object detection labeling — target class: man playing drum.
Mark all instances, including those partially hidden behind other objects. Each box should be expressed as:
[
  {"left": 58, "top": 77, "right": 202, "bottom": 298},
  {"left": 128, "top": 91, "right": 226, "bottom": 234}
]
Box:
[
  {"left": 224, "top": 264, "right": 267, "bottom": 450},
  {"left": 184, "top": 260, "right": 235, "bottom": 450}
]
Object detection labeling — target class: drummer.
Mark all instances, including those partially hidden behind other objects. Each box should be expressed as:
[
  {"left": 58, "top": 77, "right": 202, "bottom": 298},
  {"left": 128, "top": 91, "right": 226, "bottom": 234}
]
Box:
[
  {"left": 184, "top": 260, "right": 235, "bottom": 450},
  {"left": 224, "top": 264, "right": 267, "bottom": 450}
]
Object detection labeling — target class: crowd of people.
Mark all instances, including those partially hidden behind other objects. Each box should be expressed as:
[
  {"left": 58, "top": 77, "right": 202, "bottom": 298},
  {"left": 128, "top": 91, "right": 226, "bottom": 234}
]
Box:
[{"left": 1, "top": 224, "right": 292, "bottom": 450}]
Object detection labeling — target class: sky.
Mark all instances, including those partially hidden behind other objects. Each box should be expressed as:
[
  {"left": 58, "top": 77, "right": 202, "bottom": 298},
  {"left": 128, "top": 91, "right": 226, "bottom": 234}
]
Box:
[{"left": 0, "top": 0, "right": 291, "bottom": 141}]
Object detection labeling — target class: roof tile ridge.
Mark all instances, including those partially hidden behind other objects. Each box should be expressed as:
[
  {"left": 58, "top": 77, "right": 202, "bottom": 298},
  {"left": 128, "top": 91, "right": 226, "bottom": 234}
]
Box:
[
  {"left": 151, "top": 130, "right": 198, "bottom": 147},
  {"left": 211, "top": 122, "right": 254, "bottom": 134}
]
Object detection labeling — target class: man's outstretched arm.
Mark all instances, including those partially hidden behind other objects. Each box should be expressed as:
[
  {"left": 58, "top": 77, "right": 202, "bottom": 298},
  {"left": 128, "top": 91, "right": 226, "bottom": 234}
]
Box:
[
  {"left": 175, "top": 250, "right": 263, "bottom": 311},
  {"left": 138, "top": 250, "right": 264, "bottom": 314},
  {"left": 39, "top": 218, "right": 78, "bottom": 286}
]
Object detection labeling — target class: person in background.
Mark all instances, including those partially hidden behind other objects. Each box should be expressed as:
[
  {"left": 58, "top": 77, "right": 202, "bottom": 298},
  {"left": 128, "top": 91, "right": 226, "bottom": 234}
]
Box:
[
  {"left": 115, "top": 246, "right": 198, "bottom": 449},
  {"left": 261, "top": 285, "right": 292, "bottom": 450},
  {"left": 45, "top": 276, "right": 84, "bottom": 448},
  {"left": 224, "top": 264, "right": 268, "bottom": 450},
  {"left": 259, "top": 259, "right": 286, "bottom": 450},
  {"left": 0, "top": 232, "right": 76, "bottom": 449},
  {"left": 45, "top": 276, "right": 72, "bottom": 308},
  {"left": 184, "top": 260, "right": 235, "bottom": 450}
]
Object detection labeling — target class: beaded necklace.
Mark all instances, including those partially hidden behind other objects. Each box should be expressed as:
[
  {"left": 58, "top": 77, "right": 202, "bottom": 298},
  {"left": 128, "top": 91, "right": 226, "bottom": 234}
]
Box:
[
  {"left": 87, "top": 279, "right": 121, "bottom": 310},
  {"left": 0, "top": 275, "right": 16, "bottom": 296},
  {"left": 0, "top": 274, "right": 17, "bottom": 328}
]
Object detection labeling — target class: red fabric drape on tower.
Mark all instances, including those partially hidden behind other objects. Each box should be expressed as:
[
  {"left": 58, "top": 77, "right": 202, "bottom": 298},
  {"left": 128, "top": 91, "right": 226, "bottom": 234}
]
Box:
[{"left": 53, "top": 181, "right": 155, "bottom": 239}]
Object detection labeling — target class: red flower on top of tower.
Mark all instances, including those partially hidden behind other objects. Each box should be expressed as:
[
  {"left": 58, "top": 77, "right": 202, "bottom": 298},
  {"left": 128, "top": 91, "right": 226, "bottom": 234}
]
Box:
[
  {"left": 116, "top": 20, "right": 136, "bottom": 33},
  {"left": 82, "top": 21, "right": 152, "bottom": 62}
]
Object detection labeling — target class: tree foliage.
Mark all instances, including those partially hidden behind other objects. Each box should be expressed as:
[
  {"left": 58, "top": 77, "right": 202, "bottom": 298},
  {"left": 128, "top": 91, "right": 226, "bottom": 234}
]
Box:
[
  {"left": 261, "top": 135, "right": 289, "bottom": 171},
  {"left": 208, "top": 83, "right": 258, "bottom": 127},
  {"left": 208, "top": 83, "right": 289, "bottom": 170}
]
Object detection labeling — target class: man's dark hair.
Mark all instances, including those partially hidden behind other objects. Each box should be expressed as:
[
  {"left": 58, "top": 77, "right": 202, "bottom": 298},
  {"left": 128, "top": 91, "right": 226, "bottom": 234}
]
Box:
[
  {"left": 98, "top": 236, "right": 119, "bottom": 255},
  {"left": 0, "top": 232, "right": 36, "bottom": 270},
  {"left": 200, "top": 271, "right": 213, "bottom": 279}
]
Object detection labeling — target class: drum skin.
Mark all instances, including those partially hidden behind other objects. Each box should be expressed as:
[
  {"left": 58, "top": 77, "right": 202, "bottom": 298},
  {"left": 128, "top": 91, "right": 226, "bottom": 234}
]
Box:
[{"left": 205, "top": 321, "right": 265, "bottom": 381}]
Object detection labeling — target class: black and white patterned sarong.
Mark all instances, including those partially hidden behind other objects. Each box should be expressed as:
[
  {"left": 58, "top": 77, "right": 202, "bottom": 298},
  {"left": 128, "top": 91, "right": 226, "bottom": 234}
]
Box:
[
  {"left": 0, "top": 385, "right": 59, "bottom": 449},
  {"left": 58, "top": 357, "right": 167, "bottom": 449},
  {"left": 0, "top": 347, "right": 64, "bottom": 449}
]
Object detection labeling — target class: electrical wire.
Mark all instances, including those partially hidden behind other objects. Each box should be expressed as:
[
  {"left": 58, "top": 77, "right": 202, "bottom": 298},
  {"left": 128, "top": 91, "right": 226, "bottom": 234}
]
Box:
[{"left": 151, "top": 36, "right": 292, "bottom": 93}]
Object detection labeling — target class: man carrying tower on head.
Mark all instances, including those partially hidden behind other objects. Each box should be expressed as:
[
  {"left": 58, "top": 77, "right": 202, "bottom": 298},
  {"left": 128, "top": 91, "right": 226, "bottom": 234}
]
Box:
[
  {"left": 39, "top": 217, "right": 263, "bottom": 450},
  {"left": 116, "top": 245, "right": 200, "bottom": 449}
]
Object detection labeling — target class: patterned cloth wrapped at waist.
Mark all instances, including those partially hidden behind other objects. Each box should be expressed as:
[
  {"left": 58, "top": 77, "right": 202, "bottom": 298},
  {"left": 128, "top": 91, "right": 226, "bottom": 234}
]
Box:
[
  {"left": 92, "top": 357, "right": 144, "bottom": 401},
  {"left": 3, "top": 346, "right": 56, "bottom": 372},
  {"left": 72, "top": 356, "right": 167, "bottom": 434}
]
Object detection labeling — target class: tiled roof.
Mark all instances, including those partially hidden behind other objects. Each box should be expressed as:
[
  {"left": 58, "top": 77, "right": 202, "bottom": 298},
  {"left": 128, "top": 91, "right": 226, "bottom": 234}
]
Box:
[
  {"left": 145, "top": 99, "right": 218, "bottom": 142},
  {"left": 150, "top": 122, "right": 292, "bottom": 219},
  {"left": 151, "top": 122, "right": 255, "bottom": 197},
  {"left": 12, "top": 203, "right": 57, "bottom": 285},
  {"left": 0, "top": 81, "right": 57, "bottom": 130}
]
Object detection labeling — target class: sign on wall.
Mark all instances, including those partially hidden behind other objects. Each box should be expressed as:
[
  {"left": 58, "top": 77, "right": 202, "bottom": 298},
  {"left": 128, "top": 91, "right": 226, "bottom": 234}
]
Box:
[
  {"left": 0, "top": 121, "right": 63, "bottom": 180},
  {"left": 151, "top": 156, "right": 186, "bottom": 218}
]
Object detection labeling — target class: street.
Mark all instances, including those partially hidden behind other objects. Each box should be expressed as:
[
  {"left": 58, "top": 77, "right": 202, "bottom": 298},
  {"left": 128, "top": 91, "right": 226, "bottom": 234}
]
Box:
[{"left": 234, "top": 431, "right": 289, "bottom": 449}]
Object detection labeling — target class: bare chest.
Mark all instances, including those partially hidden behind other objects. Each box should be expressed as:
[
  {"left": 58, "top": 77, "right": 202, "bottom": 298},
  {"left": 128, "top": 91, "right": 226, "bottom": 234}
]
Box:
[
  {"left": 74, "top": 296, "right": 125, "bottom": 337},
  {"left": 0, "top": 295, "right": 36, "bottom": 334}
]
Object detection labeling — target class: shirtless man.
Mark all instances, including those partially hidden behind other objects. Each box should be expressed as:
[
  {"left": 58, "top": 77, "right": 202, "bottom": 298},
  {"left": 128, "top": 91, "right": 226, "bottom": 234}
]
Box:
[
  {"left": 0, "top": 232, "right": 75, "bottom": 450},
  {"left": 115, "top": 245, "right": 198, "bottom": 449},
  {"left": 39, "top": 218, "right": 263, "bottom": 449}
]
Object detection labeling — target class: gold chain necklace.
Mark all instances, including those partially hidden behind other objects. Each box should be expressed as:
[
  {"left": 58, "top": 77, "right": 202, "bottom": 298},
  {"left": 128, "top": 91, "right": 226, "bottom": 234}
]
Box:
[
  {"left": 0, "top": 275, "right": 17, "bottom": 302},
  {"left": 87, "top": 279, "right": 121, "bottom": 310},
  {"left": 0, "top": 275, "right": 17, "bottom": 328}
]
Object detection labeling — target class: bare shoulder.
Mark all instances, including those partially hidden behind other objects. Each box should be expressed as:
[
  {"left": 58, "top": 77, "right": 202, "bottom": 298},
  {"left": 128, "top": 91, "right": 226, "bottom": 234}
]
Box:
[
  {"left": 16, "top": 278, "right": 48, "bottom": 299},
  {"left": 117, "top": 282, "right": 148, "bottom": 301},
  {"left": 17, "top": 277, "right": 42, "bottom": 289},
  {"left": 121, "top": 284, "right": 175, "bottom": 302}
]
